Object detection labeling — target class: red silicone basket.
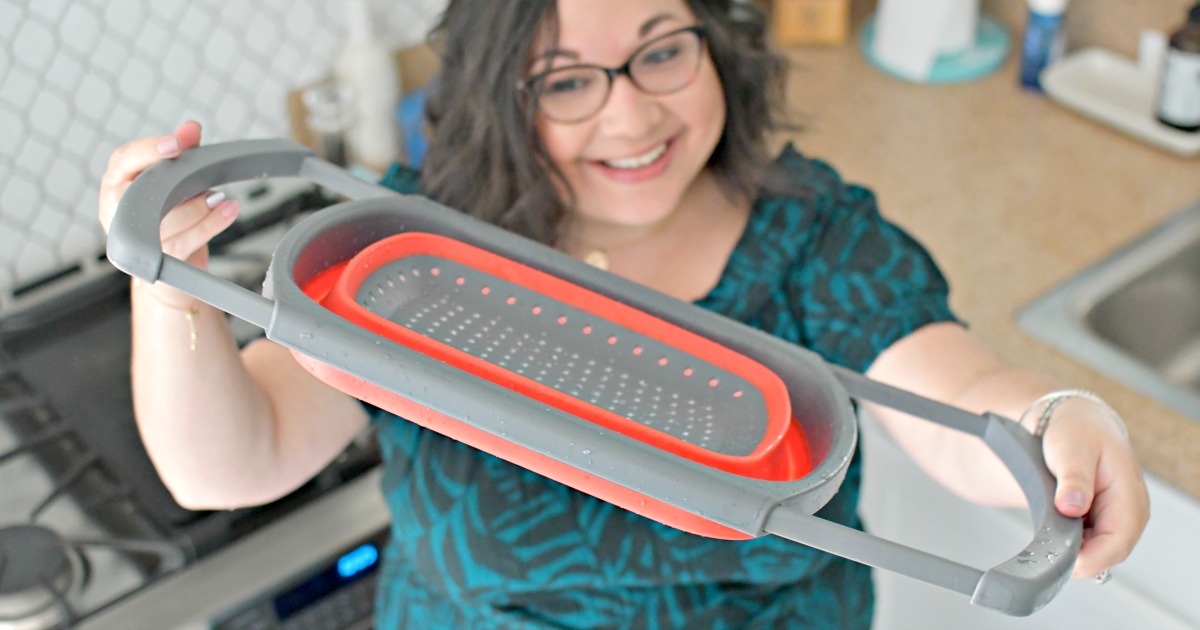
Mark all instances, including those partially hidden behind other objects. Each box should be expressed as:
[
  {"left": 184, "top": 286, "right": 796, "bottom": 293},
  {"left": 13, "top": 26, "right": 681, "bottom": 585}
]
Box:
[{"left": 303, "top": 231, "right": 813, "bottom": 482}]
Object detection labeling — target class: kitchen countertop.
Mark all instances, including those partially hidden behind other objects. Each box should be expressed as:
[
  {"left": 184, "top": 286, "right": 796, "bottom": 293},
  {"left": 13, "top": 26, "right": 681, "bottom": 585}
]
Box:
[{"left": 774, "top": 41, "right": 1200, "bottom": 499}]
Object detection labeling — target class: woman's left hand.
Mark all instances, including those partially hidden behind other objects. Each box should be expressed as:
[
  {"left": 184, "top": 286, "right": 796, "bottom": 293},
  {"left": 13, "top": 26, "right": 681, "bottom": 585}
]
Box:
[
  {"left": 867, "top": 322, "right": 1150, "bottom": 580},
  {"left": 1037, "top": 396, "right": 1149, "bottom": 579}
]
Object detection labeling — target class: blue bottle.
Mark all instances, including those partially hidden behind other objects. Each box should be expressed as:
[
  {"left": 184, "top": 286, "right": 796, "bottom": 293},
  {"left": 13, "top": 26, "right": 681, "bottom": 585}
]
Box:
[{"left": 1019, "top": 0, "right": 1068, "bottom": 91}]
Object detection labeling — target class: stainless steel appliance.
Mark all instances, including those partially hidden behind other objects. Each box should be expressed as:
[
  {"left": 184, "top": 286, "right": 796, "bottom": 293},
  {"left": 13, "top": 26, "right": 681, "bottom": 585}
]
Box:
[{"left": 0, "top": 181, "right": 390, "bottom": 629}]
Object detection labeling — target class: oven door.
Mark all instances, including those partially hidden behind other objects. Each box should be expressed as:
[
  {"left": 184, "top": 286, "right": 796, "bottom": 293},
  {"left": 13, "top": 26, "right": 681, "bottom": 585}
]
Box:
[{"left": 79, "top": 468, "right": 390, "bottom": 630}]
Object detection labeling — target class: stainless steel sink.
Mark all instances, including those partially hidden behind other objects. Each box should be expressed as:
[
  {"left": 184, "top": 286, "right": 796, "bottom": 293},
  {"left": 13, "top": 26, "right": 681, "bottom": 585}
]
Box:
[{"left": 1017, "top": 199, "right": 1200, "bottom": 423}]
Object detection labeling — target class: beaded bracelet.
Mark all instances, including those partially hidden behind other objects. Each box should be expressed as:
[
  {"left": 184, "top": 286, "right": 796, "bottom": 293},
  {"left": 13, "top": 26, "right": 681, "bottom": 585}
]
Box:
[{"left": 1021, "top": 389, "right": 1128, "bottom": 439}]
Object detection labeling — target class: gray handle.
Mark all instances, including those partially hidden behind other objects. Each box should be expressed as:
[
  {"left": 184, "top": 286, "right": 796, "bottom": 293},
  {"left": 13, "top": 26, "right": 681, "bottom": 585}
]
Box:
[
  {"left": 764, "top": 365, "right": 1082, "bottom": 617},
  {"left": 106, "top": 139, "right": 397, "bottom": 327}
]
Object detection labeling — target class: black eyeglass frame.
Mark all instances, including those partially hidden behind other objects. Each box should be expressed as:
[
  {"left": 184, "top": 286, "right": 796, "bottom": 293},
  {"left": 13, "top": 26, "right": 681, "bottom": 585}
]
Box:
[{"left": 519, "top": 25, "right": 709, "bottom": 123}]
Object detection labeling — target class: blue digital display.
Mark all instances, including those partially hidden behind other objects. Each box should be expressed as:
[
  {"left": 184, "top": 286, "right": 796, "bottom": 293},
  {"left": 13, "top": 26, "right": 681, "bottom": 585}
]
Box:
[
  {"left": 273, "top": 539, "right": 384, "bottom": 620},
  {"left": 337, "top": 544, "right": 379, "bottom": 578}
]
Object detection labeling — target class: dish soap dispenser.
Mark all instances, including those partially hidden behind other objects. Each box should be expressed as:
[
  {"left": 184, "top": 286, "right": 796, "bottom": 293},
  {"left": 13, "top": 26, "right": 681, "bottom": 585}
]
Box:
[
  {"left": 335, "top": 0, "right": 402, "bottom": 176},
  {"left": 1019, "top": 0, "right": 1068, "bottom": 91},
  {"left": 1156, "top": 3, "right": 1200, "bottom": 132}
]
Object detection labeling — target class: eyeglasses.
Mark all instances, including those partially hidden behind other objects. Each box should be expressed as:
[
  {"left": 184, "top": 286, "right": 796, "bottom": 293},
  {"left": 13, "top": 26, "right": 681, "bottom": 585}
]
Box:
[{"left": 520, "top": 26, "right": 707, "bottom": 124}]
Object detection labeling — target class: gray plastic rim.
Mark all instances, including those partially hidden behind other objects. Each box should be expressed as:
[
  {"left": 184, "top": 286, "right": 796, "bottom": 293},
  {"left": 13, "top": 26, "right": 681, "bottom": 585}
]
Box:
[{"left": 106, "top": 139, "right": 1081, "bottom": 617}]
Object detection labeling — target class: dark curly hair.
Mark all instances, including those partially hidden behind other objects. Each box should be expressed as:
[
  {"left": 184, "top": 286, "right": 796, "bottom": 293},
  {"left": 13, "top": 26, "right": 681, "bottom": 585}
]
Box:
[{"left": 419, "top": 0, "right": 789, "bottom": 246}]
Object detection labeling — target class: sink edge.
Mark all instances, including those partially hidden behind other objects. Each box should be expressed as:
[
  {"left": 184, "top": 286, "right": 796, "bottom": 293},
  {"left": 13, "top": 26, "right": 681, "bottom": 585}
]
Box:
[{"left": 1016, "top": 200, "right": 1200, "bottom": 425}]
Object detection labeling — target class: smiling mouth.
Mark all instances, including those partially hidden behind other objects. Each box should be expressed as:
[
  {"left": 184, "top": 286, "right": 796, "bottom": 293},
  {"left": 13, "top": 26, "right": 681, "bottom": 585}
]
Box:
[{"left": 601, "top": 142, "right": 669, "bottom": 170}]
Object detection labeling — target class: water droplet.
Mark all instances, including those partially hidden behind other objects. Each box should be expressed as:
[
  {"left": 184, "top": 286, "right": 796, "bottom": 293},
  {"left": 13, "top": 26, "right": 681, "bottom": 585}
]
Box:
[
  {"left": 582, "top": 449, "right": 592, "bottom": 455},
  {"left": 299, "top": 332, "right": 313, "bottom": 339}
]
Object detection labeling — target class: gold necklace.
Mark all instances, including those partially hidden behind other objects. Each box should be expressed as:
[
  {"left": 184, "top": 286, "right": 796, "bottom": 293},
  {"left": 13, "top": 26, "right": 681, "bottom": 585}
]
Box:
[
  {"left": 582, "top": 249, "right": 611, "bottom": 270},
  {"left": 572, "top": 224, "right": 669, "bottom": 272}
]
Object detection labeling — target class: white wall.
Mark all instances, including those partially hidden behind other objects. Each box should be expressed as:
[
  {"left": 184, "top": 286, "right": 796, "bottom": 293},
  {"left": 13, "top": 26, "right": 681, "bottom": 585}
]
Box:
[
  {"left": 0, "top": 0, "right": 446, "bottom": 308},
  {"left": 858, "top": 411, "right": 1200, "bottom": 629}
]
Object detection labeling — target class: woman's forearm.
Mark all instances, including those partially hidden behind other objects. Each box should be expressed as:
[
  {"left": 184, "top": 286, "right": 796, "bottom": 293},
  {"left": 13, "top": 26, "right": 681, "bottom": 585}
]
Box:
[
  {"left": 916, "top": 365, "right": 1061, "bottom": 507},
  {"left": 864, "top": 322, "right": 1061, "bottom": 507},
  {"left": 130, "top": 282, "right": 281, "bottom": 507},
  {"left": 129, "top": 281, "right": 369, "bottom": 509}
]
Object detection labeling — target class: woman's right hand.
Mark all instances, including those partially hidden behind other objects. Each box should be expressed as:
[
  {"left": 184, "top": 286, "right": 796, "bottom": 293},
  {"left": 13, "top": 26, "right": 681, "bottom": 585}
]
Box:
[
  {"left": 96, "top": 122, "right": 371, "bottom": 508},
  {"left": 98, "top": 120, "right": 240, "bottom": 272}
]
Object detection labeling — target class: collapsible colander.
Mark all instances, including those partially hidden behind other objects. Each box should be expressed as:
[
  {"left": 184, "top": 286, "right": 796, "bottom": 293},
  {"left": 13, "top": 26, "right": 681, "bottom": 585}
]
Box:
[{"left": 108, "top": 140, "right": 1081, "bottom": 616}]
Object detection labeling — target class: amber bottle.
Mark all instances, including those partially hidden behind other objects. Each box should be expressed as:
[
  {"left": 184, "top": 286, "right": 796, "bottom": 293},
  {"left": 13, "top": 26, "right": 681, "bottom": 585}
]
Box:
[{"left": 1156, "top": 4, "right": 1200, "bottom": 132}]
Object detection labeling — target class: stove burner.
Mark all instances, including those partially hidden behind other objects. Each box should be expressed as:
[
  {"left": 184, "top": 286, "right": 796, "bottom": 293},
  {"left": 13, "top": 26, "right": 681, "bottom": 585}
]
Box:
[
  {"left": 0, "top": 525, "right": 75, "bottom": 630},
  {"left": 0, "top": 190, "right": 381, "bottom": 626}
]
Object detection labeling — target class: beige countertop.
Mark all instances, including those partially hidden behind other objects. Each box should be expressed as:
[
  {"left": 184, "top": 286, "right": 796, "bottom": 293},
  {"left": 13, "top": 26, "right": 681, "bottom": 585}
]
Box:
[{"left": 774, "top": 41, "right": 1200, "bottom": 499}]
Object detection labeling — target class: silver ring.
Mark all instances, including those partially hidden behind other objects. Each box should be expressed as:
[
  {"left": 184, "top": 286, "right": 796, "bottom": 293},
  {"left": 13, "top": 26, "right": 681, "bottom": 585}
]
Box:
[{"left": 1094, "top": 569, "right": 1112, "bottom": 585}]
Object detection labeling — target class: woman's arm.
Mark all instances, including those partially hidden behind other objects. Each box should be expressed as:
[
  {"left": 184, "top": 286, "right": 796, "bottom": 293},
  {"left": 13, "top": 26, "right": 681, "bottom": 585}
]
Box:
[
  {"left": 102, "top": 122, "right": 369, "bottom": 510},
  {"left": 865, "top": 321, "right": 1149, "bottom": 578},
  {"left": 130, "top": 293, "right": 368, "bottom": 508}
]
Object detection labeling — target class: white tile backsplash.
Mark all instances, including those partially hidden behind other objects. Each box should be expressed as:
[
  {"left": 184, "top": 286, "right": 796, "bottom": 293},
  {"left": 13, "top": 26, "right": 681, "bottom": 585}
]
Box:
[{"left": 0, "top": 0, "right": 447, "bottom": 309}]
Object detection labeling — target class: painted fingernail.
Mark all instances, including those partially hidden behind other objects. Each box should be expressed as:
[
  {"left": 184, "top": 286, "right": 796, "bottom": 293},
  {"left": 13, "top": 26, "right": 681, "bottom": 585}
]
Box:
[
  {"left": 157, "top": 136, "right": 180, "bottom": 156},
  {"left": 1062, "top": 490, "right": 1086, "bottom": 510},
  {"left": 204, "top": 191, "right": 226, "bottom": 209}
]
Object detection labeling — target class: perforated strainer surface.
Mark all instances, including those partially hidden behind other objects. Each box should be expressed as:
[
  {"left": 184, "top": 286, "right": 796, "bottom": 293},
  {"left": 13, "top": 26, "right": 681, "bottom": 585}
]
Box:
[{"left": 355, "top": 255, "right": 769, "bottom": 457}]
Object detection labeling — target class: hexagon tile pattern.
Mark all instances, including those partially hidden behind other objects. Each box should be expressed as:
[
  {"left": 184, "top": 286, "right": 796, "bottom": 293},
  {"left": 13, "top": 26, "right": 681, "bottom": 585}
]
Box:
[{"left": 0, "top": 0, "right": 445, "bottom": 311}]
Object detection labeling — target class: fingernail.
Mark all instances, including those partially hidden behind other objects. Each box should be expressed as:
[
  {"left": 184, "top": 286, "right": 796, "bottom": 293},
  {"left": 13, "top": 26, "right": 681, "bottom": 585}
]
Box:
[
  {"left": 219, "top": 200, "right": 239, "bottom": 218},
  {"left": 157, "top": 136, "right": 180, "bottom": 156},
  {"left": 204, "top": 191, "right": 226, "bottom": 209},
  {"left": 1062, "top": 490, "right": 1087, "bottom": 511}
]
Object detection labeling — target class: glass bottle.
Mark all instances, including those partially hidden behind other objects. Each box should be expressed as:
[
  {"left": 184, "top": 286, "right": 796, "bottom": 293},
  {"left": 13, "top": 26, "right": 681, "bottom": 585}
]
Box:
[{"left": 1156, "top": 4, "right": 1200, "bottom": 132}]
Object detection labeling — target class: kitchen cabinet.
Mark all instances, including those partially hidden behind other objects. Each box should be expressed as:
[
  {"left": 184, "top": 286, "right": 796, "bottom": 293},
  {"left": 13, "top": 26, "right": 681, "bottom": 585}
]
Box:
[{"left": 858, "top": 412, "right": 1200, "bottom": 629}]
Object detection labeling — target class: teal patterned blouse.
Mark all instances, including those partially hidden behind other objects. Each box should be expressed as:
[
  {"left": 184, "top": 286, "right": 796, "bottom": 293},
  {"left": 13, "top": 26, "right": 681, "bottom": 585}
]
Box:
[{"left": 370, "top": 145, "right": 957, "bottom": 629}]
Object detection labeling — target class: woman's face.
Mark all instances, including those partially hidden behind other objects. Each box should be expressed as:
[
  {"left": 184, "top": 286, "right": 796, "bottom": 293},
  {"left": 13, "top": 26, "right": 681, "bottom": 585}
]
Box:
[{"left": 530, "top": 0, "right": 726, "bottom": 229}]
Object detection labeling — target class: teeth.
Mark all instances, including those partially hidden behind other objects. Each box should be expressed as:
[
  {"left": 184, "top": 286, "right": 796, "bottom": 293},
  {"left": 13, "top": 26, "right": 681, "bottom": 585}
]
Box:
[{"left": 604, "top": 143, "right": 667, "bottom": 169}]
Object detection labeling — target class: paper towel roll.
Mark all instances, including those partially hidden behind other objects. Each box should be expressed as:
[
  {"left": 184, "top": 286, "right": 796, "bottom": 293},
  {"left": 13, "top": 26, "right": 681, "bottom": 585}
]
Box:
[{"left": 871, "top": 0, "right": 980, "bottom": 81}]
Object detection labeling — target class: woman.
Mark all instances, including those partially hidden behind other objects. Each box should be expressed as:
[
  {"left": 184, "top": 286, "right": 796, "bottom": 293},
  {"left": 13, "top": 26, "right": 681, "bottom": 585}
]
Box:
[{"left": 98, "top": 0, "right": 1148, "bottom": 627}]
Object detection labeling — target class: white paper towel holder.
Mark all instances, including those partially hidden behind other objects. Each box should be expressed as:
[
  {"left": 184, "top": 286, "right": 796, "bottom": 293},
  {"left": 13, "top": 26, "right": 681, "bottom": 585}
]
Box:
[{"left": 859, "top": 1, "right": 1010, "bottom": 84}]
